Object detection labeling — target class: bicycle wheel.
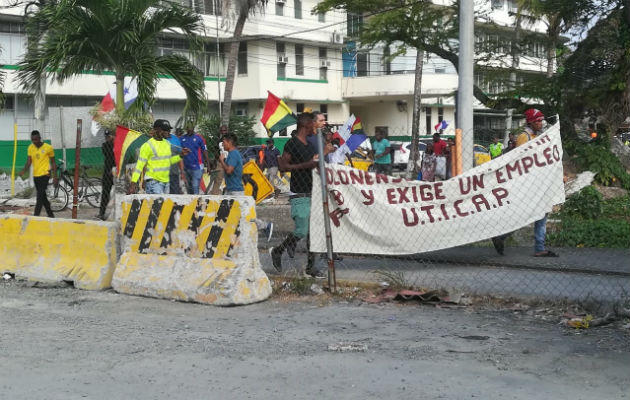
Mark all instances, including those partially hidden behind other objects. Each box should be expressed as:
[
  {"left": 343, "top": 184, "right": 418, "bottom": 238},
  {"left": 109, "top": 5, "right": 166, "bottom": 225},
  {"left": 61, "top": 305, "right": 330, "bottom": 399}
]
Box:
[
  {"left": 84, "top": 178, "right": 102, "bottom": 208},
  {"left": 46, "top": 184, "right": 69, "bottom": 212}
]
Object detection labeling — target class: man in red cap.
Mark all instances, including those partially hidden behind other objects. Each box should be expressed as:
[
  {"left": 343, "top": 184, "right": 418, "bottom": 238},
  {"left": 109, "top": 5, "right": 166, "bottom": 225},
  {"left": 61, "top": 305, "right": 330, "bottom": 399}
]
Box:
[
  {"left": 494, "top": 108, "right": 557, "bottom": 257},
  {"left": 516, "top": 108, "right": 545, "bottom": 147}
]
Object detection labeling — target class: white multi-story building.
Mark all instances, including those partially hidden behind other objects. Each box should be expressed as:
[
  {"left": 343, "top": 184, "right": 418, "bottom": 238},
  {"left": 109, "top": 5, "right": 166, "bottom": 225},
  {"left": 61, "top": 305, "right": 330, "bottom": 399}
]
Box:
[{"left": 0, "top": 0, "right": 551, "bottom": 168}]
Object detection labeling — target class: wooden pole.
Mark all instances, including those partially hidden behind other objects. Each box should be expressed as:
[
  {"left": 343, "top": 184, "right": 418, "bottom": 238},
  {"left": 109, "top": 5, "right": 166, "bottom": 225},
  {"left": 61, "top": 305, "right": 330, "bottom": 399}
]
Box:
[{"left": 72, "top": 119, "right": 82, "bottom": 219}]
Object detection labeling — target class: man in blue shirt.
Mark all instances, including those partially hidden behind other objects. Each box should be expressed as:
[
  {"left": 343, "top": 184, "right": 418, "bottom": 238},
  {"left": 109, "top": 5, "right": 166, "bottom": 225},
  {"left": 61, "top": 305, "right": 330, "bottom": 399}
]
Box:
[
  {"left": 218, "top": 133, "right": 244, "bottom": 193},
  {"left": 165, "top": 129, "right": 186, "bottom": 194},
  {"left": 373, "top": 129, "right": 392, "bottom": 175},
  {"left": 180, "top": 125, "right": 209, "bottom": 194},
  {"left": 219, "top": 133, "right": 273, "bottom": 241}
]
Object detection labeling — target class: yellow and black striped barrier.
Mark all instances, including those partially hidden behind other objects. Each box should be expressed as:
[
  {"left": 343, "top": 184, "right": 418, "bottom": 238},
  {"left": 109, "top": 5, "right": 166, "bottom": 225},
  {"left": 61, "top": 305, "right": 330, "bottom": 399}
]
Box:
[
  {"left": 113, "top": 194, "right": 272, "bottom": 306},
  {"left": 120, "top": 196, "right": 242, "bottom": 259}
]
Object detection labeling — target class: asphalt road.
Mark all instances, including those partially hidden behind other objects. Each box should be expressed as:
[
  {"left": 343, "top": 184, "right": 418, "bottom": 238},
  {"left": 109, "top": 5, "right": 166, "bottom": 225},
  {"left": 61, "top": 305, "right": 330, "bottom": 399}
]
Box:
[{"left": 1, "top": 279, "right": 628, "bottom": 400}]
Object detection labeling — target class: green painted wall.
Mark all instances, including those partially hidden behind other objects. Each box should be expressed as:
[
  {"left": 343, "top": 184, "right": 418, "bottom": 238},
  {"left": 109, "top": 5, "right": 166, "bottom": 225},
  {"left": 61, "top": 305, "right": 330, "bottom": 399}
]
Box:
[{"left": 0, "top": 140, "right": 103, "bottom": 172}]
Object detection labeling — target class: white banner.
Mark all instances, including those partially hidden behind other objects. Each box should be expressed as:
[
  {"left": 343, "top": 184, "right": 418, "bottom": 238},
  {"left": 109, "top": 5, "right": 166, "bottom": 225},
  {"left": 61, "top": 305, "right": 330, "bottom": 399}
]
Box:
[{"left": 310, "top": 121, "right": 565, "bottom": 255}]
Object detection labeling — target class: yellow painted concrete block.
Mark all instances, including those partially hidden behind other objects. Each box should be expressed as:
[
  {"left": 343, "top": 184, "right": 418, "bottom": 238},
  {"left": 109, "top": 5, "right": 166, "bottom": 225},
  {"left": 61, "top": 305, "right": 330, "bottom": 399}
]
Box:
[
  {"left": 114, "top": 194, "right": 272, "bottom": 305},
  {"left": 0, "top": 215, "right": 119, "bottom": 290}
]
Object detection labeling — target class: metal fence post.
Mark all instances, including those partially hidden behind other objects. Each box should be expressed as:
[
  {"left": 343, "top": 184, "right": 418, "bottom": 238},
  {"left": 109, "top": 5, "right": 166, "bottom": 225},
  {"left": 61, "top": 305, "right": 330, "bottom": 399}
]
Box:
[
  {"left": 72, "top": 119, "right": 82, "bottom": 219},
  {"left": 316, "top": 128, "right": 336, "bottom": 292}
]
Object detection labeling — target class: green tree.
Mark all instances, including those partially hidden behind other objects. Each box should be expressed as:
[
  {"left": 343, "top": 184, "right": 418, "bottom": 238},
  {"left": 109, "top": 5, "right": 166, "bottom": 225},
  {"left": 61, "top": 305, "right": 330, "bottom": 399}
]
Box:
[
  {"left": 17, "top": 0, "right": 207, "bottom": 121},
  {"left": 557, "top": 2, "right": 630, "bottom": 140},
  {"left": 198, "top": 113, "right": 257, "bottom": 157},
  {"left": 220, "top": 0, "right": 268, "bottom": 127}
]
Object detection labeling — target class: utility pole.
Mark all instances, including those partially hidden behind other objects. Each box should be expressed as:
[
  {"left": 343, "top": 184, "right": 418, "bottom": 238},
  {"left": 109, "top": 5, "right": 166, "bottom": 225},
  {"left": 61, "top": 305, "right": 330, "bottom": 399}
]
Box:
[{"left": 457, "top": 0, "right": 474, "bottom": 171}]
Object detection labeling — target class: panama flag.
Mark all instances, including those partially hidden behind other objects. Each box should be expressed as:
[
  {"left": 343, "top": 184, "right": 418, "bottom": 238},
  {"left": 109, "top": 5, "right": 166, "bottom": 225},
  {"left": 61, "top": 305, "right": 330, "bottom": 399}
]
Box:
[
  {"left": 434, "top": 119, "right": 448, "bottom": 132},
  {"left": 91, "top": 78, "right": 139, "bottom": 136},
  {"left": 332, "top": 114, "right": 368, "bottom": 158},
  {"left": 332, "top": 114, "right": 356, "bottom": 146}
]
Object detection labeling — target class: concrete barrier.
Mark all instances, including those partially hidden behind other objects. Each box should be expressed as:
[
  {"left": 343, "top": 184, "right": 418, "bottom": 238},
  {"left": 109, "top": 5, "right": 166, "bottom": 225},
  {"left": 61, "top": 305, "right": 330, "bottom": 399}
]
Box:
[
  {"left": 112, "top": 194, "right": 272, "bottom": 305},
  {"left": 0, "top": 215, "right": 119, "bottom": 290}
]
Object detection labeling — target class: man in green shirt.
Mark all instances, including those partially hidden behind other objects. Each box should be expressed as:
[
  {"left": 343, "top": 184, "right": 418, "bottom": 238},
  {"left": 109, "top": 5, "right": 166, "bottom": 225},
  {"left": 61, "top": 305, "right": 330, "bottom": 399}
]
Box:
[{"left": 372, "top": 130, "right": 392, "bottom": 175}]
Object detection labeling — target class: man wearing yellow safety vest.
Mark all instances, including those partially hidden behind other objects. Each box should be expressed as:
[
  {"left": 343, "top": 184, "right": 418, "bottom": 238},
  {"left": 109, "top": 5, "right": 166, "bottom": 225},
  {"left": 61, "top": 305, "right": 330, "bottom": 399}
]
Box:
[
  {"left": 489, "top": 136, "right": 503, "bottom": 159},
  {"left": 128, "top": 119, "right": 182, "bottom": 194}
]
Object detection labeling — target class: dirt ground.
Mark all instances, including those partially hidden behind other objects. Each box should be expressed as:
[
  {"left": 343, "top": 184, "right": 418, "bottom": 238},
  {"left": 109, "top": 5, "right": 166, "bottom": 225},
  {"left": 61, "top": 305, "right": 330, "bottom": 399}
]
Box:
[{"left": 1, "top": 279, "right": 628, "bottom": 400}]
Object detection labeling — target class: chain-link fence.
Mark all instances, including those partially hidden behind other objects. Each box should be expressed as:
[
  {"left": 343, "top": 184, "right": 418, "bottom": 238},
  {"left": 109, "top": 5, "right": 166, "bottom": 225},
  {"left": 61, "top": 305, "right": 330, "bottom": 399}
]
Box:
[
  {"left": 258, "top": 114, "right": 630, "bottom": 311},
  {"left": 2, "top": 110, "right": 628, "bottom": 311}
]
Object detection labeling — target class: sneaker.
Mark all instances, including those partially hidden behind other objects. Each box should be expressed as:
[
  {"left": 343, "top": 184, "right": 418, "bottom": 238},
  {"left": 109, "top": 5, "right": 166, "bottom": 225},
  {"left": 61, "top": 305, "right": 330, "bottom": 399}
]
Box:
[
  {"left": 269, "top": 247, "right": 282, "bottom": 272},
  {"left": 287, "top": 240, "right": 296, "bottom": 259},
  {"left": 264, "top": 222, "right": 274, "bottom": 242},
  {"left": 305, "top": 268, "right": 326, "bottom": 279}
]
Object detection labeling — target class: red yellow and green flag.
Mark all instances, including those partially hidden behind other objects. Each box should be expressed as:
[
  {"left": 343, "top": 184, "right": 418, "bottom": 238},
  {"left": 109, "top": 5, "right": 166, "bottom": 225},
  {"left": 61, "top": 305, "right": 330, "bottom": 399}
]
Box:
[
  {"left": 114, "top": 125, "right": 150, "bottom": 177},
  {"left": 260, "top": 91, "right": 297, "bottom": 136}
]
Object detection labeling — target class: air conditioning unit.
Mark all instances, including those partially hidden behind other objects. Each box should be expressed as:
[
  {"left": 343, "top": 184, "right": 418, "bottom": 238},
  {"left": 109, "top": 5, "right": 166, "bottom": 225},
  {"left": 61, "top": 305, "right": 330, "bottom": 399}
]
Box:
[
  {"left": 331, "top": 32, "right": 344, "bottom": 44},
  {"left": 277, "top": 55, "right": 288, "bottom": 64},
  {"left": 319, "top": 59, "right": 331, "bottom": 68},
  {"left": 276, "top": 0, "right": 286, "bottom": 4}
]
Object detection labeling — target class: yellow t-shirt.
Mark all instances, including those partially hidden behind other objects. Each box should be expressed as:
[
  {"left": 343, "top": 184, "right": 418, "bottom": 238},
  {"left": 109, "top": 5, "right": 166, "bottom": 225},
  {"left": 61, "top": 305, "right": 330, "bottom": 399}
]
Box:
[
  {"left": 516, "top": 128, "right": 537, "bottom": 147},
  {"left": 27, "top": 143, "right": 54, "bottom": 177}
]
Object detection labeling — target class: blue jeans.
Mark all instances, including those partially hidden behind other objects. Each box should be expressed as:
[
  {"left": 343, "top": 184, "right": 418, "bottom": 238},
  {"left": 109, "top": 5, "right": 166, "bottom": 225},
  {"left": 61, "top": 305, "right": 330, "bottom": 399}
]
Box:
[
  {"left": 185, "top": 168, "right": 202, "bottom": 194},
  {"left": 169, "top": 173, "right": 182, "bottom": 194},
  {"left": 534, "top": 214, "right": 548, "bottom": 252},
  {"left": 145, "top": 179, "right": 169, "bottom": 194}
]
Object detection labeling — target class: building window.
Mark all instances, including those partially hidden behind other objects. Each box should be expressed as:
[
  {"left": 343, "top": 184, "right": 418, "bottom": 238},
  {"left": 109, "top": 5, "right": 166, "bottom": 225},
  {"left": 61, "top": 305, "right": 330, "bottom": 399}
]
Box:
[
  {"left": 320, "top": 104, "right": 328, "bottom": 121},
  {"left": 318, "top": 12, "right": 325, "bottom": 22},
  {"left": 438, "top": 106, "right": 444, "bottom": 123},
  {"left": 295, "top": 44, "right": 304, "bottom": 76},
  {"left": 203, "top": 42, "right": 226, "bottom": 77},
  {"left": 319, "top": 67, "right": 327, "bottom": 81},
  {"left": 491, "top": 0, "right": 504, "bottom": 9},
  {"left": 275, "top": 1, "right": 283, "bottom": 16},
  {"left": 279, "top": 128, "right": 288, "bottom": 137},
  {"left": 193, "top": 0, "right": 222, "bottom": 15},
  {"left": 294, "top": 0, "right": 302, "bottom": 19},
  {"left": 237, "top": 41, "right": 247, "bottom": 75},
  {"left": 296, "top": 103, "right": 305, "bottom": 113},
  {"left": 357, "top": 52, "right": 368, "bottom": 77},
  {"left": 277, "top": 42, "right": 286, "bottom": 79},
  {"left": 234, "top": 102, "right": 248, "bottom": 116},
  {"left": 425, "top": 107, "right": 432, "bottom": 134},
  {"left": 347, "top": 13, "right": 363, "bottom": 37}
]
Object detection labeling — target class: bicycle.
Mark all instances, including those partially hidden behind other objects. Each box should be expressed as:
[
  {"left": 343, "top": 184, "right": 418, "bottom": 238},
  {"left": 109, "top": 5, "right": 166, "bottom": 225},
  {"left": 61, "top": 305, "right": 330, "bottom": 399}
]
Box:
[{"left": 46, "top": 159, "right": 102, "bottom": 211}]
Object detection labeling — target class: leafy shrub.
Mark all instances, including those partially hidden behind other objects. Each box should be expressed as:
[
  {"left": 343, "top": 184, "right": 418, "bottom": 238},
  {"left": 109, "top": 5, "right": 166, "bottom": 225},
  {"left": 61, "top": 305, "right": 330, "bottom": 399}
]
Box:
[
  {"left": 550, "top": 189, "right": 629, "bottom": 247},
  {"left": 602, "top": 195, "right": 630, "bottom": 220},
  {"left": 560, "top": 186, "right": 603, "bottom": 219},
  {"left": 565, "top": 140, "right": 630, "bottom": 189},
  {"left": 197, "top": 114, "right": 257, "bottom": 155},
  {"left": 548, "top": 217, "right": 629, "bottom": 248}
]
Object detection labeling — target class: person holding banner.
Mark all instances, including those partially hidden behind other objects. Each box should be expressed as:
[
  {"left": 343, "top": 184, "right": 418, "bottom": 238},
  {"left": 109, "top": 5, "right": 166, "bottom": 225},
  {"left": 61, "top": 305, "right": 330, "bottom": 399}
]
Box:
[{"left": 492, "top": 108, "right": 558, "bottom": 258}]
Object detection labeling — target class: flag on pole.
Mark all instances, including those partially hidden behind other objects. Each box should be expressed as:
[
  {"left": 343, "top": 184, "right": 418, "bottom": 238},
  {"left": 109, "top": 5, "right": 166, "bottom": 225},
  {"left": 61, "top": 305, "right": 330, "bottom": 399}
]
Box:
[
  {"left": 332, "top": 114, "right": 356, "bottom": 146},
  {"left": 114, "top": 125, "right": 150, "bottom": 177},
  {"left": 434, "top": 120, "right": 448, "bottom": 132},
  {"left": 346, "top": 117, "right": 367, "bottom": 153},
  {"left": 260, "top": 91, "right": 297, "bottom": 136}
]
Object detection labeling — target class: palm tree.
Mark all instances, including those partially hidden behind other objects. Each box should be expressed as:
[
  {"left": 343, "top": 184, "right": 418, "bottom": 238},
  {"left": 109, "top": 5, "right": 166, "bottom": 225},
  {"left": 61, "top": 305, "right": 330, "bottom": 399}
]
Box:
[
  {"left": 220, "top": 0, "right": 267, "bottom": 127},
  {"left": 18, "top": 0, "right": 207, "bottom": 120}
]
